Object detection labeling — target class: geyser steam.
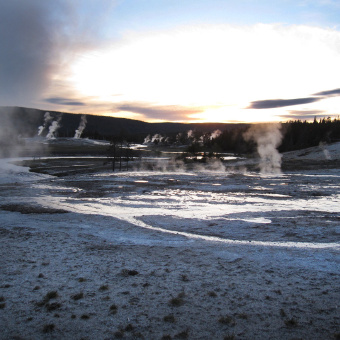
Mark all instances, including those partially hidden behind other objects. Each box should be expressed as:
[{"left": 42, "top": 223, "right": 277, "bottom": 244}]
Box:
[
  {"left": 74, "top": 115, "right": 87, "bottom": 139},
  {"left": 244, "top": 123, "right": 283, "bottom": 173},
  {"left": 37, "top": 112, "right": 53, "bottom": 136},
  {"left": 46, "top": 115, "right": 62, "bottom": 139},
  {"left": 210, "top": 129, "right": 222, "bottom": 139}
]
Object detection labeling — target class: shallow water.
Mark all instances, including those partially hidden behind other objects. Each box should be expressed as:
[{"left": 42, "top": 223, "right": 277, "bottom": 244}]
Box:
[{"left": 20, "top": 167, "right": 339, "bottom": 250}]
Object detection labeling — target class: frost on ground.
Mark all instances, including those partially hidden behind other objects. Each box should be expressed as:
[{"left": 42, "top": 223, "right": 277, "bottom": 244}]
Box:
[{"left": 0, "top": 144, "right": 339, "bottom": 339}]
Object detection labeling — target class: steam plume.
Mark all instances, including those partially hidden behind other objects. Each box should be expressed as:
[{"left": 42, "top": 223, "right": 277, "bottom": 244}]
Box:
[
  {"left": 37, "top": 112, "right": 53, "bottom": 136},
  {"left": 319, "top": 142, "right": 331, "bottom": 160},
  {"left": 46, "top": 115, "right": 62, "bottom": 139},
  {"left": 143, "top": 133, "right": 167, "bottom": 144},
  {"left": 187, "top": 130, "right": 194, "bottom": 139},
  {"left": 210, "top": 129, "right": 222, "bottom": 139},
  {"left": 74, "top": 115, "right": 87, "bottom": 139},
  {"left": 143, "top": 134, "right": 151, "bottom": 144},
  {"left": 244, "top": 123, "right": 283, "bottom": 173},
  {"left": 0, "top": 1, "right": 113, "bottom": 107},
  {"left": 151, "top": 134, "right": 162, "bottom": 143}
]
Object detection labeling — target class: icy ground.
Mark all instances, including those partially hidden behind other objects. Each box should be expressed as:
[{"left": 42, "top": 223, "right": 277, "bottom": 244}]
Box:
[{"left": 0, "top": 148, "right": 339, "bottom": 339}]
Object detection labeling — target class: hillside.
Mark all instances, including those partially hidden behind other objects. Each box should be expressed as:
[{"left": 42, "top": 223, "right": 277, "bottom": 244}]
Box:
[{"left": 0, "top": 106, "right": 241, "bottom": 142}]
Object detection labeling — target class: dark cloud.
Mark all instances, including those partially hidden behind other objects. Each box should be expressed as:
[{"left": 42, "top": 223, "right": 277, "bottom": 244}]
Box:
[
  {"left": 313, "top": 88, "right": 340, "bottom": 96},
  {"left": 116, "top": 103, "right": 204, "bottom": 121},
  {"left": 248, "top": 97, "right": 321, "bottom": 109},
  {"left": 248, "top": 87, "right": 340, "bottom": 111},
  {"left": 279, "top": 114, "right": 335, "bottom": 120},
  {"left": 45, "top": 97, "right": 85, "bottom": 106},
  {"left": 278, "top": 110, "right": 330, "bottom": 121},
  {"left": 288, "top": 110, "right": 325, "bottom": 116}
]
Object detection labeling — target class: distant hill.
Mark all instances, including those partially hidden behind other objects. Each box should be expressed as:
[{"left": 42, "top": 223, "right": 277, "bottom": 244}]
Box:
[{"left": 0, "top": 106, "right": 245, "bottom": 142}]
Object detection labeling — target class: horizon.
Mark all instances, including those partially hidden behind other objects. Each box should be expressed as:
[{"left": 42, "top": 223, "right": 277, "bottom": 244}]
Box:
[
  {"left": 1, "top": 1, "right": 340, "bottom": 123},
  {"left": 7, "top": 105, "right": 339, "bottom": 125}
]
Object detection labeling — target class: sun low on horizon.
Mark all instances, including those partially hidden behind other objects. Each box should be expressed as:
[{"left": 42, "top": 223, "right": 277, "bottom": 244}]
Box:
[
  {"left": 66, "top": 23, "right": 340, "bottom": 123},
  {"left": 1, "top": 0, "right": 340, "bottom": 123}
]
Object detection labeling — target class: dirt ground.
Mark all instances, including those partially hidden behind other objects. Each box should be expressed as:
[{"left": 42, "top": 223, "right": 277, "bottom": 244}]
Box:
[{"left": 0, "top": 216, "right": 339, "bottom": 340}]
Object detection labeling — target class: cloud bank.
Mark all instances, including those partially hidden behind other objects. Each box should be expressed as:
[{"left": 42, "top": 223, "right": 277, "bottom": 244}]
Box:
[
  {"left": 115, "top": 103, "right": 204, "bottom": 121},
  {"left": 248, "top": 87, "right": 340, "bottom": 121},
  {"left": 278, "top": 110, "right": 329, "bottom": 121},
  {"left": 248, "top": 97, "right": 321, "bottom": 109},
  {"left": 45, "top": 97, "right": 86, "bottom": 106},
  {"left": 313, "top": 88, "right": 340, "bottom": 96}
]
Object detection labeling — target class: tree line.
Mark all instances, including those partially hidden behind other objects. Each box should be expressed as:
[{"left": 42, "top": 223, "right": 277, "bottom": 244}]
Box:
[
  {"left": 102, "top": 118, "right": 340, "bottom": 170},
  {"left": 278, "top": 117, "right": 340, "bottom": 152},
  {"left": 203, "top": 118, "right": 340, "bottom": 155}
]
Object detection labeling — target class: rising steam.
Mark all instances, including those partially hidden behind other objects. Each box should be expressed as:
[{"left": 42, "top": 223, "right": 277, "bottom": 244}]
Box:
[
  {"left": 143, "top": 129, "right": 223, "bottom": 147},
  {"left": 74, "top": 115, "right": 87, "bottom": 139},
  {"left": 143, "top": 133, "right": 169, "bottom": 145},
  {"left": 210, "top": 129, "right": 222, "bottom": 139},
  {"left": 244, "top": 123, "right": 283, "bottom": 174},
  {"left": 319, "top": 141, "right": 331, "bottom": 160},
  {"left": 46, "top": 115, "right": 62, "bottom": 139},
  {"left": 37, "top": 112, "right": 53, "bottom": 136},
  {"left": 187, "top": 130, "right": 194, "bottom": 139}
]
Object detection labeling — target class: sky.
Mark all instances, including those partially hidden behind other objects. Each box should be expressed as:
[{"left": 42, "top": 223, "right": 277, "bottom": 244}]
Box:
[{"left": 1, "top": 0, "right": 340, "bottom": 123}]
